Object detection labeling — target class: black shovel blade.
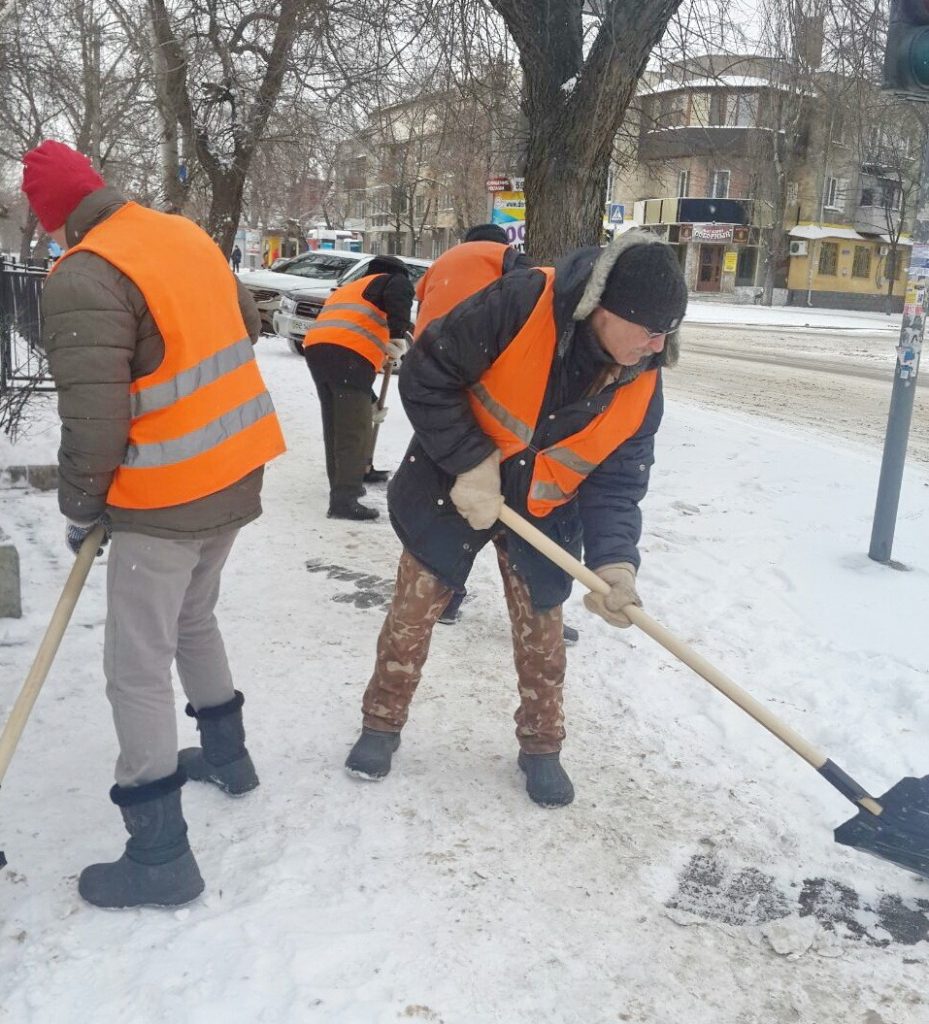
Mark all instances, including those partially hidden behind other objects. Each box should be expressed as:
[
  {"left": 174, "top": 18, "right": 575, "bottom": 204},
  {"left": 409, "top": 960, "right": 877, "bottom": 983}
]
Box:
[{"left": 835, "top": 776, "right": 929, "bottom": 879}]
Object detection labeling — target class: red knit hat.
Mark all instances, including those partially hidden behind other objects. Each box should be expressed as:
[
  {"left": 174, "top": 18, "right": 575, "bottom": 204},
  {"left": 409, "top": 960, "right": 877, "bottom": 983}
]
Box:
[{"left": 21, "top": 141, "right": 106, "bottom": 232}]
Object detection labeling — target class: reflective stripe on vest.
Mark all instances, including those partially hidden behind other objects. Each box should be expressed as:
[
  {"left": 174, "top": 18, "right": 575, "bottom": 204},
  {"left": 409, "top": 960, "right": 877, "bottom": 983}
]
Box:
[
  {"left": 303, "top": 277, "right": 390, "bottom": 370},
  {"left": 413, "top": 241, "right": 508, "bottom": 340},
  {"left": 527, "top": 368, "right": 657, "bottom": 516},
  {"left": 51, "top": 202, "right": 286, "bottom": 509},
  {"left": 467, "top": 265, "right": 658, "bottom": 517}
]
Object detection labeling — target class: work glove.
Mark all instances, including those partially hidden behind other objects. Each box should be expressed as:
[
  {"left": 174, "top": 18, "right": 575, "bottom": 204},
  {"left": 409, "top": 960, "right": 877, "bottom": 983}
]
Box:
[
  {"left": 583, "top": 562, "right": 641, "bottom": 629},
  {"left": 372, "top": 406, "right": 388, "bottom": 425},
  {"left": 450, "top": 450, "right": 503, "bottom": 530},
  {"left": 65, "top": 514, "right": 111, "bottom": 557},
  {"left": 385, "top": 336, "right": 408, "bottom": 361}
]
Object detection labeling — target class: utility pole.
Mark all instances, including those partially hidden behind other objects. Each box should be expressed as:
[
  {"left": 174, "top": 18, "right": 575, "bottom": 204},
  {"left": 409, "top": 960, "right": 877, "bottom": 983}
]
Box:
[
  {"left": 868, "top": 1, "right": 929, "bottom": 563},
  {"left": 868, "top": 241, "right": 925, "bottom": 563}
]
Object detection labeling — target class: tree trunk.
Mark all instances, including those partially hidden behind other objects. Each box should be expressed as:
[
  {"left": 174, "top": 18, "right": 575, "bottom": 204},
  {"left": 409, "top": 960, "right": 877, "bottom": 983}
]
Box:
[
  {"left": 205, "top": 170, "right": 247, "bottom": 256},
  {"left": 18, "top": 207, "right": 38, "bottom": 264},
  {"left": 524, "top": 108, "right": 612, "bottom": 260},
  {"left": 490, "top": 0, "right": 683, "bottom": 265}
]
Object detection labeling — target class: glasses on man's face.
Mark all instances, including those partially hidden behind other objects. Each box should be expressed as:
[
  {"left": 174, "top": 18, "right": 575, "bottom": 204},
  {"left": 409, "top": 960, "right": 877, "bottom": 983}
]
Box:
[{"left": 641, "top": 326, "right": 667, "bottom": 341}]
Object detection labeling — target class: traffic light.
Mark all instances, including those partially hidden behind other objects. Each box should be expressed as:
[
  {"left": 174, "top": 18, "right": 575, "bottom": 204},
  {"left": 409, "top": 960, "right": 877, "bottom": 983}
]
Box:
[{"left": 884, "top": 0, "right": 929, "bottom": 100}]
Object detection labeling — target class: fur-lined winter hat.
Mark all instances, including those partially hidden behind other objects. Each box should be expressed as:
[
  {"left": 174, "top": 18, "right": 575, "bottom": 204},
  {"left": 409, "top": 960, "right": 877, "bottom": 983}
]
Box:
[{"left": 574, "top": 230, "right": 687, "bottom": 365}]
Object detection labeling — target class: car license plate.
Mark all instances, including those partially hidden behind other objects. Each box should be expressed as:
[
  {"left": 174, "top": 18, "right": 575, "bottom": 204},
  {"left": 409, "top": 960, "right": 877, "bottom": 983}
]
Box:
[{"left": 292, "top": 317, "right": 313, "bottom": 333}]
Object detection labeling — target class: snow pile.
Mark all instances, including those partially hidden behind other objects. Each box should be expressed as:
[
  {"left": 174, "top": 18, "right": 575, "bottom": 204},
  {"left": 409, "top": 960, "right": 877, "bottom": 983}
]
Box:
[{"left": 1, "top": 340, "right": 928, "bottom": 1022}]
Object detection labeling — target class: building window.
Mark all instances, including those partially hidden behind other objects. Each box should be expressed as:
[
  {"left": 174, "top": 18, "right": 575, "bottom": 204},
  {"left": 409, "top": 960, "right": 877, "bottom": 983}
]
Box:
[
  {"left": 823, "top": 176, "right": 847, "bottom": 211},
  {"left": 852, "top": 246, "right": 872, "bottom": 278},
  {"left": 414, "top": 193, "right": 425, "bottom": 218},
  {"left": 711, "top": 169, "right": 730, "bottom": 198},
  {"left": 677, "top": 170, "right": 689, "bottom": 197},
  {"left": 818, "top": 242, "right": 838, "bottom": 276},
  {"left": 733, "top": 93, "right": 757, "bottom": 126},
  {"left": 709, "top": 91, "right": 727, "bottom": 125}
]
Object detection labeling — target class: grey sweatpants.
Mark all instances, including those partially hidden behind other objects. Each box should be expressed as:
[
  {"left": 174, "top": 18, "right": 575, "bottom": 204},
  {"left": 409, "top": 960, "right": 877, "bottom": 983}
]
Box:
[{"left": 104, "top": 530, "right": 239, "bottom": 787}]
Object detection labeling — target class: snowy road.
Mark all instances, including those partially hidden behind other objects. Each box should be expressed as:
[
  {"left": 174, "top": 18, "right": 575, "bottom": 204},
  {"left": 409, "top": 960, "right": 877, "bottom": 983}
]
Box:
[{"left": 667, "top": 324, "right": 929, "bottom": 464}]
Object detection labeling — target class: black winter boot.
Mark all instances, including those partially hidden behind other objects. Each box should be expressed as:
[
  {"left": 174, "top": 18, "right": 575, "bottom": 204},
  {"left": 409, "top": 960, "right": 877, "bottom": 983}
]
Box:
[
  {"left": 345, "top": 727, "right": 401, "bottom": 780},
  {"left": 438, "top": 589, "right": 466, "bottom": 625},
  {"left": 178, "top": 690, "right": 259, "bottom": 795},
  {"left": 327, "top": 492, "right": 380, "bottom": 520},
  {"left": 78, "top": 769, "right": 204, "bottom": 909},
  {"left": 518, "top": 750, "right": 575, "bottom": 808},
  {"left": 363, "top": 467, "right": 390, "bottom": 484}
]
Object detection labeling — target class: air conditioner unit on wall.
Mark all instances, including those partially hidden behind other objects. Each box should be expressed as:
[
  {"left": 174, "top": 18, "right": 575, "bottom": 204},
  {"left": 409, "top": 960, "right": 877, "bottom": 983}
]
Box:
[
  {"left": 789, "top": 240, "right": 808, "bottom": 257},
  {"left": 879, "top": 245, "right": 890, "bottom": 257}
]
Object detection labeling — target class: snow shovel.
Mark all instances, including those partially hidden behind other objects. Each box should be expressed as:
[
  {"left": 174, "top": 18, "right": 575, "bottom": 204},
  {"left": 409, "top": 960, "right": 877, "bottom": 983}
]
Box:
[
  {"left": 498, "top": 504, "right": 929, "bottom": 881},
  {"left": 0, "top": 525, "right": 105, "bottom": 869}
]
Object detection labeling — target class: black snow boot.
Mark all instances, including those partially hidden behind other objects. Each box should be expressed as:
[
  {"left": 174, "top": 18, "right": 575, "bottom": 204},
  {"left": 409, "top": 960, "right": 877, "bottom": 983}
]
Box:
[
  {"left": 518, "top": 750, "right": 575, "bottom": 808},
  {"left": 78, "top": 769, "right": 204, "bottom": 909},
  {"left": 328, "top": 492, "right": 380, "bottom": 520},
  {"left": 438, "top": 589, "right": 466, "bottom": 625},
  {"left": 178, "top": 690, "right": 259, "bottom": 795},
  {"left": 363, "top": 467, "right": 390, "bottom": 484},
  {"left": 345, "top": 727, "right": 401, "bottom": 780}
]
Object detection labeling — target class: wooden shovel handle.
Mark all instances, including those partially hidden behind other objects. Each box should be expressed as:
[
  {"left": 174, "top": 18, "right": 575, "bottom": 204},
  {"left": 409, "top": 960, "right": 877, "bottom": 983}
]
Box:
[
  {"left": 0, "top": 525, "right": 104, "bottom": 784},
  {"left": 498, "top": 504, "right": 832, "bottom": 773},
  {"left": 370, "top": 362, "right": 393, "bottom": 454}
]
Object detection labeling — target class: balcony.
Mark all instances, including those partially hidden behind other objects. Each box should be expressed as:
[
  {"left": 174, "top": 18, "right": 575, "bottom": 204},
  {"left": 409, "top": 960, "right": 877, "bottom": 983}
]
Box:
[
  {"left": 635, "top": 196, "right": 757, "bottom": 227},
  {"left": 639, "top": 125, "right": 779, "bottom": 162},
  {"left": 854, "top": 204, "right": 901, "bottom": 236}
]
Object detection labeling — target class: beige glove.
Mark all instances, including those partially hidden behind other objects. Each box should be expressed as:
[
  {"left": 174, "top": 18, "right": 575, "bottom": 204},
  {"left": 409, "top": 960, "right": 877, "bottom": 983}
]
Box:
[
  {"left": 449, "top": 450, "right": 503, "bottom": 530},
  {"left": 583, "top": 562, "right": 641, "bottom": 628},
  {"left": 372, "top": 406, "right": 388, "bottom": 425},
  {"left": 385, "top": 336, "right": 408, "bottom": 361}
]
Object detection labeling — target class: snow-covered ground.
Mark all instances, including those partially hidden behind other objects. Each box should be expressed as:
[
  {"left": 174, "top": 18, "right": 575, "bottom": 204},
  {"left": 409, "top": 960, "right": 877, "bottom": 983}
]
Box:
[
  {"left": 687, "top": 297, "right": 902, "bottom": 332},
  {"left": 2, "top": 335, "right": 929, "bottom": 1023}
]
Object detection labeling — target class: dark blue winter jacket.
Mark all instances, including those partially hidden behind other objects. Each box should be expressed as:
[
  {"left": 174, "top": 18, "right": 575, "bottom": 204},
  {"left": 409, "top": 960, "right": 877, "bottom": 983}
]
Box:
[{"left": 388, "top": 245, "right": 665, "bottom": 610}]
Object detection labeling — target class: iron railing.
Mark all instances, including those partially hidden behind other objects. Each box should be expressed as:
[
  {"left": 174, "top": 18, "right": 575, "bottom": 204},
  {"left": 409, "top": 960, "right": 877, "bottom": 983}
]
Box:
[{"left": 0, "top": 257, "right": 53, "bottom": 395}]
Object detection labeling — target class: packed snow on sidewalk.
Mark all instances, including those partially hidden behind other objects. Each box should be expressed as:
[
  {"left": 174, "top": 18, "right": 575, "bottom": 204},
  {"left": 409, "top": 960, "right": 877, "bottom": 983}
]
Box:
[
  {"left": 686, "top": 297, "right": 902, "bottom": 333},
  {"left": 1, "top": 337, "right": 928, "bottom": 1024}
]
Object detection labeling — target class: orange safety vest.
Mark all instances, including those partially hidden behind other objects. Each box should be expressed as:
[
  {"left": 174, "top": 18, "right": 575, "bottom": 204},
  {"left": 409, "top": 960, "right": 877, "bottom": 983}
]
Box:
[
  {"left": 303, "top": 276, "right": 390, "bottom": 371},
  {"left": 467, "top": 268, "right": 658, "bottom": 518},
  {"left": 413, "top": 241, "right": 509, "bottom": 340},
  {"left": 52, "top": 202, "right": 286, "bottom": 510}
]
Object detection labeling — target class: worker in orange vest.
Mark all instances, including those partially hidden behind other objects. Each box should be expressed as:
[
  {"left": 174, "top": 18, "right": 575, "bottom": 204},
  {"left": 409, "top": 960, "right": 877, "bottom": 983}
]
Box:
[
  {"left": 345, "top": 231, "right": 687, "bottom": 808},
  {"left": 22, "top": 140, "right": 286, "bottom": 909},
  {"left": 411, "top": 224, "right": 578, "bottom": 632},
  {"left": 303, "top": 255, "right": 414, "bottom": 520},
  {"left": 412, "top": 223, "right": 531, "bottom": 342}
]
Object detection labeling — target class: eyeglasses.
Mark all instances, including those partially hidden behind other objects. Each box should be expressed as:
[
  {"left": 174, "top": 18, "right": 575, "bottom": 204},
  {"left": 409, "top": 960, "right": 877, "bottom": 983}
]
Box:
[{"left": 641, "top": 318, "right": 680, "bottom": 340}]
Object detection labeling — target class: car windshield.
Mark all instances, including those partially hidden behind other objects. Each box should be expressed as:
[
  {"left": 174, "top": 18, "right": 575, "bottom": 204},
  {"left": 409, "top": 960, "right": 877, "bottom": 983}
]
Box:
[
  {"left": 339, "top": 260, "right": 429, "bottom": 286},
  {"left": 283, "top": 255, "right": 357, "bottom": 280}
]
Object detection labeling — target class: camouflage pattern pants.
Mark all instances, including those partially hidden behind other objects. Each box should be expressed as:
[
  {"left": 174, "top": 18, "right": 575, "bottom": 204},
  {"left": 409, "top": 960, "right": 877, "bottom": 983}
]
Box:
[{"left": 361, "top": 542, "right": 567, "bottom": 753}]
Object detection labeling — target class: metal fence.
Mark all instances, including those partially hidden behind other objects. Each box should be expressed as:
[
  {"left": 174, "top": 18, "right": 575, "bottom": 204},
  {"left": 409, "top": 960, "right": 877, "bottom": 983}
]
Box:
[{"left": 0, "top": 256, "right": 53, "bottom": 395}]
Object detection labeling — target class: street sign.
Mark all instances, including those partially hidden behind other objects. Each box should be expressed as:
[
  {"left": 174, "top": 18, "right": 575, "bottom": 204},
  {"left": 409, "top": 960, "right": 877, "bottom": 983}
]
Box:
[{"left": 608, "top": 203, "right": 624, "bottom": 224}]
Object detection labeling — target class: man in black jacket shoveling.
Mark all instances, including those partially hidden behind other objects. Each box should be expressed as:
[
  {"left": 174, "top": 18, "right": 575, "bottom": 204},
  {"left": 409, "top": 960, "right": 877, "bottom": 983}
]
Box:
[{"left": 344, "top": 231, "right": 687, "bottom": 807}]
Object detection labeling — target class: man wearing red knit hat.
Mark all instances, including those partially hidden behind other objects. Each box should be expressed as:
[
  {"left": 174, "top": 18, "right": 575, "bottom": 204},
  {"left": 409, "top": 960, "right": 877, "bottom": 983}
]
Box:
[{"left": 22, "top": 140, "right": 286, "bottom": 909}]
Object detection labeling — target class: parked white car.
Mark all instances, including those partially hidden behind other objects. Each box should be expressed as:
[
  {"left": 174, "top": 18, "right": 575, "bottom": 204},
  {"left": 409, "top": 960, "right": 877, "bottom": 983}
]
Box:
[
  {"left": 274, "top": 255, "right": 432, "bottom": 354},
  {"left": 239, "top": 250, "right": 373, "bottom": 332}
]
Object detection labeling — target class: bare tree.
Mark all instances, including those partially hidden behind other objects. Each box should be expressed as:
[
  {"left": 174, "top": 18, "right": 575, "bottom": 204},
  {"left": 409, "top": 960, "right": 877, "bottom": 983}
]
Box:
[
  {"left": 487, "top": 0, "right": 684, "bottom": 262},
  {"left": 146, "top": 0, "right": 318, "bottom": 254}
]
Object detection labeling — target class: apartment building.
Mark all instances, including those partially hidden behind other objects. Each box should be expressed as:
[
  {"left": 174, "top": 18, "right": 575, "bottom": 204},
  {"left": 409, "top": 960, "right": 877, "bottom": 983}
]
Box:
[{"left": 610, "top": 53, "right": 915, "bottom": 310}]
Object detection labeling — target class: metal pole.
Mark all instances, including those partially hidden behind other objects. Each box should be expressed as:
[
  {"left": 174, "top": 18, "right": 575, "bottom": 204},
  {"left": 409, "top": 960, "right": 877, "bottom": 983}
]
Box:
[{"left": 868, "top": 257, "right": 925, "bottom": 562}]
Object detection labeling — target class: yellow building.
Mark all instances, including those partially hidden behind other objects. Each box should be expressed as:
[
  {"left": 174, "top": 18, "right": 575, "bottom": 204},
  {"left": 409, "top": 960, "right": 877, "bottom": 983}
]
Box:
[{"left": 786, "top": 225, "right": 910, "bottom": 310}]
